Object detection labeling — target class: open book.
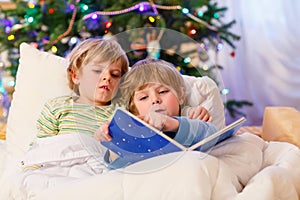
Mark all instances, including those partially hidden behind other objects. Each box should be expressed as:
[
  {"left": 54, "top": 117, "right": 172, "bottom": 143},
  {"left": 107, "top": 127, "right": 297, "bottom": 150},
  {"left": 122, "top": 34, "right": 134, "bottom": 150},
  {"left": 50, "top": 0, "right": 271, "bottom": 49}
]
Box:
[{"left": 101, "top": 108, "right": 246, "bottom": 164}]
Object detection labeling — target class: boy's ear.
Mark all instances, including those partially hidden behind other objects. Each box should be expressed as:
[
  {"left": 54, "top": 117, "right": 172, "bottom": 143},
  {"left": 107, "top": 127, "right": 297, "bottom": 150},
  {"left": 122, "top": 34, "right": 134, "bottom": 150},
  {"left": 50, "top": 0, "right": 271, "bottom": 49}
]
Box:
[
  {"left": 71, "top": 70, "right": 79, "bottom": 84},
  {"left": 179, "top": 87, "right": 186, "bottom": 105},
  {"left": 179, "top": 97, "right": 185, "bottom": 105}
]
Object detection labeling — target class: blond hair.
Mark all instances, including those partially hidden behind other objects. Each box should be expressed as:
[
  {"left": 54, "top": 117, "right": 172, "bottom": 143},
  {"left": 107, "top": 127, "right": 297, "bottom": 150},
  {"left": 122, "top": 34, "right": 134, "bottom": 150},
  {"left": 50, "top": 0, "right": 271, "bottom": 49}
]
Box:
[
  {"left": 119, "top": 58, "right": 185, "bottom": 114},
  {"left": 67, "top": 38, "right": 129, "bottom": 95}
]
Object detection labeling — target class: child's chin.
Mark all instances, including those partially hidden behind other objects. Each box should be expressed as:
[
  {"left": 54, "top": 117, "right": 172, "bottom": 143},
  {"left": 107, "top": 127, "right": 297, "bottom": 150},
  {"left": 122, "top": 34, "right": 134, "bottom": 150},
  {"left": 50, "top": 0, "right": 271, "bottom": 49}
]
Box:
[{"left": 94, "top": 98, "right": 112, "bottom": 106}]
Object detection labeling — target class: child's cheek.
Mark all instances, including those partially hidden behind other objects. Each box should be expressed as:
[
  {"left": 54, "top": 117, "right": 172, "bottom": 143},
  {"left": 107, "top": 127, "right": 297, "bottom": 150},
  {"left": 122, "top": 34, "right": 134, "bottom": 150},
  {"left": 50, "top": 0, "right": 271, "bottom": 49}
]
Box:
[
  {"left": 135, "top": 103, "right": 150, "bottom": 116},
  {"left": 112, "top": 80, "right": 120, "bottom": 91}
]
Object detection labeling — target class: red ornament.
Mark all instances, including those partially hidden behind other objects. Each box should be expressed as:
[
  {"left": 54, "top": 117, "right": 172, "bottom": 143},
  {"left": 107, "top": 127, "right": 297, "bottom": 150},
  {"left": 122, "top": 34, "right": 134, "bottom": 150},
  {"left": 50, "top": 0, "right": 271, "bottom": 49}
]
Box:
[
  {"left": 230, "top": 51, "right": 235, "bottom": 57},
  {"left": 48, "top": 8, "right": 55, "bottom": 14}
]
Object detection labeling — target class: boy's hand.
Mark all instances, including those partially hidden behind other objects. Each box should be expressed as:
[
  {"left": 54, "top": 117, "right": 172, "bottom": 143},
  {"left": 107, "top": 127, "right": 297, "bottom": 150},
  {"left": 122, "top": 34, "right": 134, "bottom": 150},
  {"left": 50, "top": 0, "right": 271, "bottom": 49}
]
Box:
[
  {"left": 188, "top": 106, "right": 212, "bottom": 122},
  {"left": 94, "top": 121, "right": 112, "bottom": 142},
  {"left": 140, "top": 105, "right": 179, "bottom": 132},
  {"left": 94, "top": 121, "right": 119, "bottom": 162},
  {"left": 140, "top": 110, "right": 167, "bottom": 131}
]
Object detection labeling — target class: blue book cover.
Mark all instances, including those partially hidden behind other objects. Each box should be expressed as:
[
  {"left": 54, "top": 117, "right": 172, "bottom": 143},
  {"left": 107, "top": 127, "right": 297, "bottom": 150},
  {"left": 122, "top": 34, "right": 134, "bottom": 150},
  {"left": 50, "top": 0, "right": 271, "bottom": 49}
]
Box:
[{"left": 101, "top": 108, "right": 246, "bottom": 164}]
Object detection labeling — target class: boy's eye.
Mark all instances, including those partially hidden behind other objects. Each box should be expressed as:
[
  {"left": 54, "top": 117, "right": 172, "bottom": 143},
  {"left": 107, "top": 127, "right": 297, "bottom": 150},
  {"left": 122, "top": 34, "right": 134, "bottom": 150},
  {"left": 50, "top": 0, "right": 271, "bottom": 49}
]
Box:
[
  {"left": 111, "top": 72, "right": 121, "bottom": 78},
  {"left": 159, "top": 89, "right": 169, "bottom": 94},
  {"left": 93, "top": 70, "right": 103, "bottom": 74},
  {"left": 138, "top": 96, "right": 148, "bottom": 101}
]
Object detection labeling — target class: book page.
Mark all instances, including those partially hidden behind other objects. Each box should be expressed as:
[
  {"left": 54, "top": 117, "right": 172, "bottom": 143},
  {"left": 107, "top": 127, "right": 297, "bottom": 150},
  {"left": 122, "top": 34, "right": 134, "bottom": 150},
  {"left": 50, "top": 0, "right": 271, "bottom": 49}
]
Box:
[{"left": 188, "top": 117, "right": 246, "bottom": 151}]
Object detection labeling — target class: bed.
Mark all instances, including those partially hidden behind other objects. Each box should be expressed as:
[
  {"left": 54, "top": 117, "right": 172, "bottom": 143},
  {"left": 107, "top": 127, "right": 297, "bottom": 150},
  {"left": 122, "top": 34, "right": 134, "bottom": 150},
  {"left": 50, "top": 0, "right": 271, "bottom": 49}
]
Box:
[{"left": 0, "top": 43, "right": 299, "bottom": 200}]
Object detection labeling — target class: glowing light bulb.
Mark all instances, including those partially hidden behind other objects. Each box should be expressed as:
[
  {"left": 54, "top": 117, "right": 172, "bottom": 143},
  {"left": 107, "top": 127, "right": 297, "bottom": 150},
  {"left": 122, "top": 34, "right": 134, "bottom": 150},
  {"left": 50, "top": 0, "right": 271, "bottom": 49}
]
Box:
[
  {"left": 139, "top": 4, "right": 145, "bottom": 12},
  {"left": 69, "top": 37, "right": 78, "bottom": 45},
  {"left": 7, "top": 80, "right": 15, "bottom": 87},
  {"left": 51, "top": 46, "right": 58, "bottom": 53},
  {"left": 48, "top": 8, "right": 55, "bottom": 14},
  {"left": 197, "top": 11, "right": 203, "bottom": 17},
  {"left": 0, "top": 62, "right": 4, "bottom": 68},
  {"left": 183, "top": 57, "right": 191, "bottom": 63},
  {"left": 91, "top": 14, "right": 98, "bottom": 19},
  {"left": 69, "top": 4, "right": 75, "bottom": 10},
  {"left": 182, "top": 8, "right": 189, "bottom": 14},
  {"left": 201, "top": 65, "right": 208, "bottom": 71},
  {"left": 221, "top": 88, "right": 230, "bottom": 95},
  {"left": 82, "top": 4, "right": 88, "bottom": 11},
  {"left": 27, "top": 16, "right": 34, "bottom": 23},
  {"left": 189, "top": 28, "right": 197, "bottom": 35},
  {"left": 216, "top": 43, "right": 223, "bottom": 51},
  {"left": 7, "top": 35, "right": 15, "bottom": 41},
  {"left": 148, "top": 16, "right": 155, "bottom": 23},
  {"left": 5, "top": 26, "right": 11, "bottom": 34},
  {"left": 213, "top": 13, "right": 219, "bottom": 19},
  {"left": 105, "top": 21, "right": 112, "bottom": 28},
  {"left": 28, "top": 3, "right": 35, "bottom": 9}
]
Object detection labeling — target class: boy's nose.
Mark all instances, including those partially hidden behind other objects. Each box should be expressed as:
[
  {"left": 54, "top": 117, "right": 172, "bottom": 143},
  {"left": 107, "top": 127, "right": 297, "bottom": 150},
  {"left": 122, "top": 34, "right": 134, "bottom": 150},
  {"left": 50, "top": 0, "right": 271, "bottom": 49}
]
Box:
[
  {"left": 102, "top": 76, "right": 111, "bottom": 82},
  {"left": 152, "top": 98, "right": 161, "bottom": 105}
]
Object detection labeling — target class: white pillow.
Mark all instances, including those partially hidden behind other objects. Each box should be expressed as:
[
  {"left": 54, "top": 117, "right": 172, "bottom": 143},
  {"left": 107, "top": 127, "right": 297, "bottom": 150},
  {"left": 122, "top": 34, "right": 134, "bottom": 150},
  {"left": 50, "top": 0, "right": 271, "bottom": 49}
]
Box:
[
  {"left": 5, "top": 42, "right": 225, "bottom": 159},
  {"left": 183, "top": 75, "right": 225, "bottom": 130},
  {"left": 6, "top": 43, "right": 72, "bottom": 158}
]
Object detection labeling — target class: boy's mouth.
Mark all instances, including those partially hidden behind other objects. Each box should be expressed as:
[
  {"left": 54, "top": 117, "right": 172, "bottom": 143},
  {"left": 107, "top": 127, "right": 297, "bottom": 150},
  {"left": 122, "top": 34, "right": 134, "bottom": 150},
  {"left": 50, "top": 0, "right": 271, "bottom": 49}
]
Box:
[
  {"left": 151, "top": 105, "right": 167, "bottom": 115},
  {"left": 154, "top": 108, "right": 167, "bottom": 115},
  {"left": 99, "top": 85, "right": 110, "bottom": 91}
]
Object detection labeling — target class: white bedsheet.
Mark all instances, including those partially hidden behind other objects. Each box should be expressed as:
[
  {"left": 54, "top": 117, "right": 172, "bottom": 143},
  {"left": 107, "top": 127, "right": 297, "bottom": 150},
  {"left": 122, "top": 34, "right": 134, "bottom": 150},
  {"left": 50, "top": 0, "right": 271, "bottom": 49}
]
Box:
[{"left": 0, "top": 133, "right": 300, "bottom": 200}]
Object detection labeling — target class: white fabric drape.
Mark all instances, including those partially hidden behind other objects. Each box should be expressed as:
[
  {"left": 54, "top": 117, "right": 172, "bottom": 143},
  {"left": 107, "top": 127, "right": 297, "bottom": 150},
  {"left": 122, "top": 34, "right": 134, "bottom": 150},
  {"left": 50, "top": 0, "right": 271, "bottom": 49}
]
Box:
[{"left": 218, "top": 0, "right": 300, "bottom": 125}]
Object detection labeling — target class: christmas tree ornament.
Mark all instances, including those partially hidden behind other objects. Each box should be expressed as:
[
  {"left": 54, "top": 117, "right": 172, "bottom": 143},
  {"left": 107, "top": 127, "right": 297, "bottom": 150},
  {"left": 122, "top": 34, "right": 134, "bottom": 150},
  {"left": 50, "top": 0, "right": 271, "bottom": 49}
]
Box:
[
  {"left": 146, "top": 29, "right": 163, "bottom": 59},
  {"left": 199, "top": 51, "right": 209, "bottom": 62},
  {"left": 198, "top": 42, "right": 209, "bottom": 62},
  {"left": 230, "top": 51, "right": 235, "bottom": 57}
]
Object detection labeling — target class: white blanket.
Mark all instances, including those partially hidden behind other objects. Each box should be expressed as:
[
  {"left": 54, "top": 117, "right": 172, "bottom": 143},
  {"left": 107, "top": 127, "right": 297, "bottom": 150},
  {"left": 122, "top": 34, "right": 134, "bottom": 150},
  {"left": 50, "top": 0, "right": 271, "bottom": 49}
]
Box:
[{"left": 1, "top": 133, "right": 300, "bottom": 200}]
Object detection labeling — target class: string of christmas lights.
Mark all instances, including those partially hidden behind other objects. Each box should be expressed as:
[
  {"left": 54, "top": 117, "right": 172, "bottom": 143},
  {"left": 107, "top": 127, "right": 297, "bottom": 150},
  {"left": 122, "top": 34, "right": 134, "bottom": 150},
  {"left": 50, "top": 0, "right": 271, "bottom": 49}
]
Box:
[
  {"left": 4, "top": 1, "right": 222, "bottom": 49},
  {"left": 47, "top": 0, "right": 80, "bottom": 45},
  {"left": 82, "top": 1, "right": 218, "bottom": 32}
]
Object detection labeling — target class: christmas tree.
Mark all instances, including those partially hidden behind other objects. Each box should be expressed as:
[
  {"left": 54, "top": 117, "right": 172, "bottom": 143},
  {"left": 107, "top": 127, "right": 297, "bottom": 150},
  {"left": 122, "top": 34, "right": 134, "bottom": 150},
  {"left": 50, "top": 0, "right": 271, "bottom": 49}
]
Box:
[{"left": 0, "top": 0, "right": 251, "bottom": 119}]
